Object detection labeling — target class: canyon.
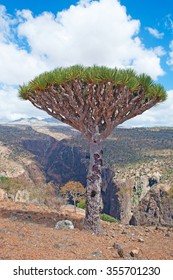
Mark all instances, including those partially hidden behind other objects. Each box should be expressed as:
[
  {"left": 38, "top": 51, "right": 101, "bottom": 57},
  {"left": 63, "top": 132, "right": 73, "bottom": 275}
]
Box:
[{"left": 0, "top": 121, "right": 173, "bottom": 226}]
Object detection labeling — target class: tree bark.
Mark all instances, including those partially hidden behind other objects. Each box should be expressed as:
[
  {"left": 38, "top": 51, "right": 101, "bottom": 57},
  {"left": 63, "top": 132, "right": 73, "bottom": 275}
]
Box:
[{"left": 84, "top": 137, "right": 103, "bottom": 234}]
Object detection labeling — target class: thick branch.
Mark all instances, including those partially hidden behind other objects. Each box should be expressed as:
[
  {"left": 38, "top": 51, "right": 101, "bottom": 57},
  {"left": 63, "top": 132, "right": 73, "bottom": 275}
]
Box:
[{"left": 27, "top": 81, "right": 160, "bottom": 141}]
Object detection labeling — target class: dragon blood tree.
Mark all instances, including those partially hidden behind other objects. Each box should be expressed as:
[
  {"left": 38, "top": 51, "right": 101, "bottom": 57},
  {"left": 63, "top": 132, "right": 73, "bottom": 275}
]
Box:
[{"left": 19, "top": 65, "right": 167, "bottom": 234}]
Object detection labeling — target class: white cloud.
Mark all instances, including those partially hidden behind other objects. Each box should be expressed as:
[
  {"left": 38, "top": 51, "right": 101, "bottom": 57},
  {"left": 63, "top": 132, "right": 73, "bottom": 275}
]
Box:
[
  {"left": 0, "top": 5, "right": 14, "bottom": 42},
  {"left": 0, "top": 0, "right": 167, "bottom": 123},
  {"left": 0, "top": 85, "right": 48, "bottom": 122},
  {"left": 0, "top": 6, "right": 49, "bottom": 85},
  {"left": 0, "top": 42, "right": 49, "bottom": 85},
  {"left": 16, "top": 0, "right": 164, "bottom": 79},
  {"left": 164, "top": 14, "right": 173, "bottom": 30},
  {"left": 146, "top": 27, "right": 164, "bottom": 39},
  {"left": 152, "top": 46, "right": 166, "bottom": 56}
]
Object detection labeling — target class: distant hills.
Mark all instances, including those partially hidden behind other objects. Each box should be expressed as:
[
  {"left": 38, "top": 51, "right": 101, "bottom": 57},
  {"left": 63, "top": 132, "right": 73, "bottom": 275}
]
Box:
[{"left": 9, "top": 117, "right": 63, "bottom": 125}]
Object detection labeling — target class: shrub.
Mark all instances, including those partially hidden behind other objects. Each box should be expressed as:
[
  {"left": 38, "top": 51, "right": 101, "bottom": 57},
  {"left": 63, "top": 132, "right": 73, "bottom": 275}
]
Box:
[
  {"left": 77, "top": 200, "right": 86, "bottom": 209},
  {"left": 0, "top": 176, "right": 9, "bottom": 183},
  {"left": 0, "top": 176, "right": 23, "bottom": 193},
  {"left": 77, "top": 204, "right": 119, "bottom": 223},
  {"left": 60, "top": 181, "right": 86, "bottom": 212},
  {"left": 100, "top": 213, "right": 119, "bottom": 223}
]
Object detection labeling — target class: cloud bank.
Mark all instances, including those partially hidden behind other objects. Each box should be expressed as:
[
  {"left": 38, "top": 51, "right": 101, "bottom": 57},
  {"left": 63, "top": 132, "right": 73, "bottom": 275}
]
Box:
[{"left": 0, "top": 0, "right": 165, "bottom": 85}]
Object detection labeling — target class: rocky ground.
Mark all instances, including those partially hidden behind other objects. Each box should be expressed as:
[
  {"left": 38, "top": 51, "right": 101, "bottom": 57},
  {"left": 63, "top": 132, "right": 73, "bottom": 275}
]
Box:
[{"left": 0, "top": 201, "right": 173, "bottom": 260}]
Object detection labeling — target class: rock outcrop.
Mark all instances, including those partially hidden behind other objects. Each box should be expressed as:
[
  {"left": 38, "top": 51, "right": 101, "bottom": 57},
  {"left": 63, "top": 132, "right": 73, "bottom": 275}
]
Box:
[
  {"left": 114, "top": 179, "right": 133, "bottom": 224},
  {"left": 102, "top": 174, "right": 133, "bottom": 224},
  {"left": 14, "top": 190, "right": 30, "bottom": 203},
  {"left": 0, "top": 188, "right": 7, "bottom": 200},
  {"left": 130, "top": 184, "right": 173, "bottom": 226}
]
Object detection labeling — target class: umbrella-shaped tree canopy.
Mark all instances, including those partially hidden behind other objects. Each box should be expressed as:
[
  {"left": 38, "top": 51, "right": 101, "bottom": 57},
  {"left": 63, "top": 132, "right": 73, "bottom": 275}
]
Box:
[{"left": 19, "top": 65, "right": 167, "bottom": 233}]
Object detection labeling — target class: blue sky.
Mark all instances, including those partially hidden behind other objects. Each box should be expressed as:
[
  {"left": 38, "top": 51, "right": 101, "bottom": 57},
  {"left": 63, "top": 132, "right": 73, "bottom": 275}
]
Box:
[
  {"left": 0, "top": 0, "right": 77, "bottom": 15},
  {"left": 121, "top": 0, "right": 173, "bottom": 90},
  {"left": 0, "top": 0, "right": 173, "bottom": 126}
]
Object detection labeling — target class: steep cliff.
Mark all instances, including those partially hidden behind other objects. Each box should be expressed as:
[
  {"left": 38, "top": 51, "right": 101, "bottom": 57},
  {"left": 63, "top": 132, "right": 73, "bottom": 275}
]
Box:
[{"left": 130, "top": 184, "right": 173, "bottom": 226}]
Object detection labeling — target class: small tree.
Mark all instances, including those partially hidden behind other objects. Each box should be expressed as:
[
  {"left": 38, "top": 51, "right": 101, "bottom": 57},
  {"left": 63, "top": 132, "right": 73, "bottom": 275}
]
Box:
[
  {"left": 60, "top": 181, "right": 86, "bottom": 212},
  {"left": 19, "top": 65, "right": 167, "bottom": 233}
]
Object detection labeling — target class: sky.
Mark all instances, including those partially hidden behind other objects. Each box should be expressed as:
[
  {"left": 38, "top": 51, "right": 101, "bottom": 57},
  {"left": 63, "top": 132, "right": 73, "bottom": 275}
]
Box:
[{"left": 0, "top": 0, "right": 173, "bottom": 127}]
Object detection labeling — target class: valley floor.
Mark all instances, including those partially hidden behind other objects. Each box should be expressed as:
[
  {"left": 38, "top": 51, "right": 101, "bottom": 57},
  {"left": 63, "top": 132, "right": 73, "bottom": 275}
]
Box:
[{"left": 0, "top": 201, "right": 173, "bottom": 260}]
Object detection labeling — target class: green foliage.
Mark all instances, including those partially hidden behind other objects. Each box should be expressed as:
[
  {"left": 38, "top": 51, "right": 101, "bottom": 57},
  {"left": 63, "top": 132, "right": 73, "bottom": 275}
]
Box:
[
  {"left": 19, "top": 65, "right": 167, "bottom": 102},
  {"left": 77, "top": 200, "right": 86, "bottom": 209},
  {"left": 18, "top": 84, "right": 31, "bottom": 100},
  {"left": 0, "top": 176, "right": 24, "bottom": 193},
  {"left": 0, "top": 176, "right": 9, "bottom": 184},
  {"left": 100, "top": 213, "right": 119, "bottom": 223},
  {"left": 138, "top": 73, "right": 154, "bottom": 90},
  {"left": 0, "top": 176, "right": 11, "bottom": 192},
  {"left": 76, "top": 201, "right": 119, "bottom": 223}
]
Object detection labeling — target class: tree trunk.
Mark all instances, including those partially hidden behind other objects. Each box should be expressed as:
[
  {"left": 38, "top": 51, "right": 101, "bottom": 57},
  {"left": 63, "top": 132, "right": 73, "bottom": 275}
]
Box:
[{"left": 84, "top": 138, "right": 103, "bottom": 234}]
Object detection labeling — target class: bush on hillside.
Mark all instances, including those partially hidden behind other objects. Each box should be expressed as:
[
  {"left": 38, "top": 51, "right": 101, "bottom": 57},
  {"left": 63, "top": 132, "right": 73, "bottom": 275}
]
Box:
[
  {"left": 77, "top": 200, "right": 86, "bottom": 209},
  {"left": 100, "top": 213, "right": 119, "bottom": 223}
]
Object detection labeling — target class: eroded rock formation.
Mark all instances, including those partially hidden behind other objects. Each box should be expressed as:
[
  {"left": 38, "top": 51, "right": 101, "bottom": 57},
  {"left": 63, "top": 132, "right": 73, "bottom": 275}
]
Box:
[{"left": 130, "top": 184, "right": 173, "bottom": 226}]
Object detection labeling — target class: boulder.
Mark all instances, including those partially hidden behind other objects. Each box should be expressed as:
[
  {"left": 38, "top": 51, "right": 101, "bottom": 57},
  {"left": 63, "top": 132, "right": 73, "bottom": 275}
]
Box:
[
  {"left": 55, "top": 220, "right": 74, "bottom": 230},
  {"left": 130, "top": 248, "right": 139, "bottom": 258}
]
